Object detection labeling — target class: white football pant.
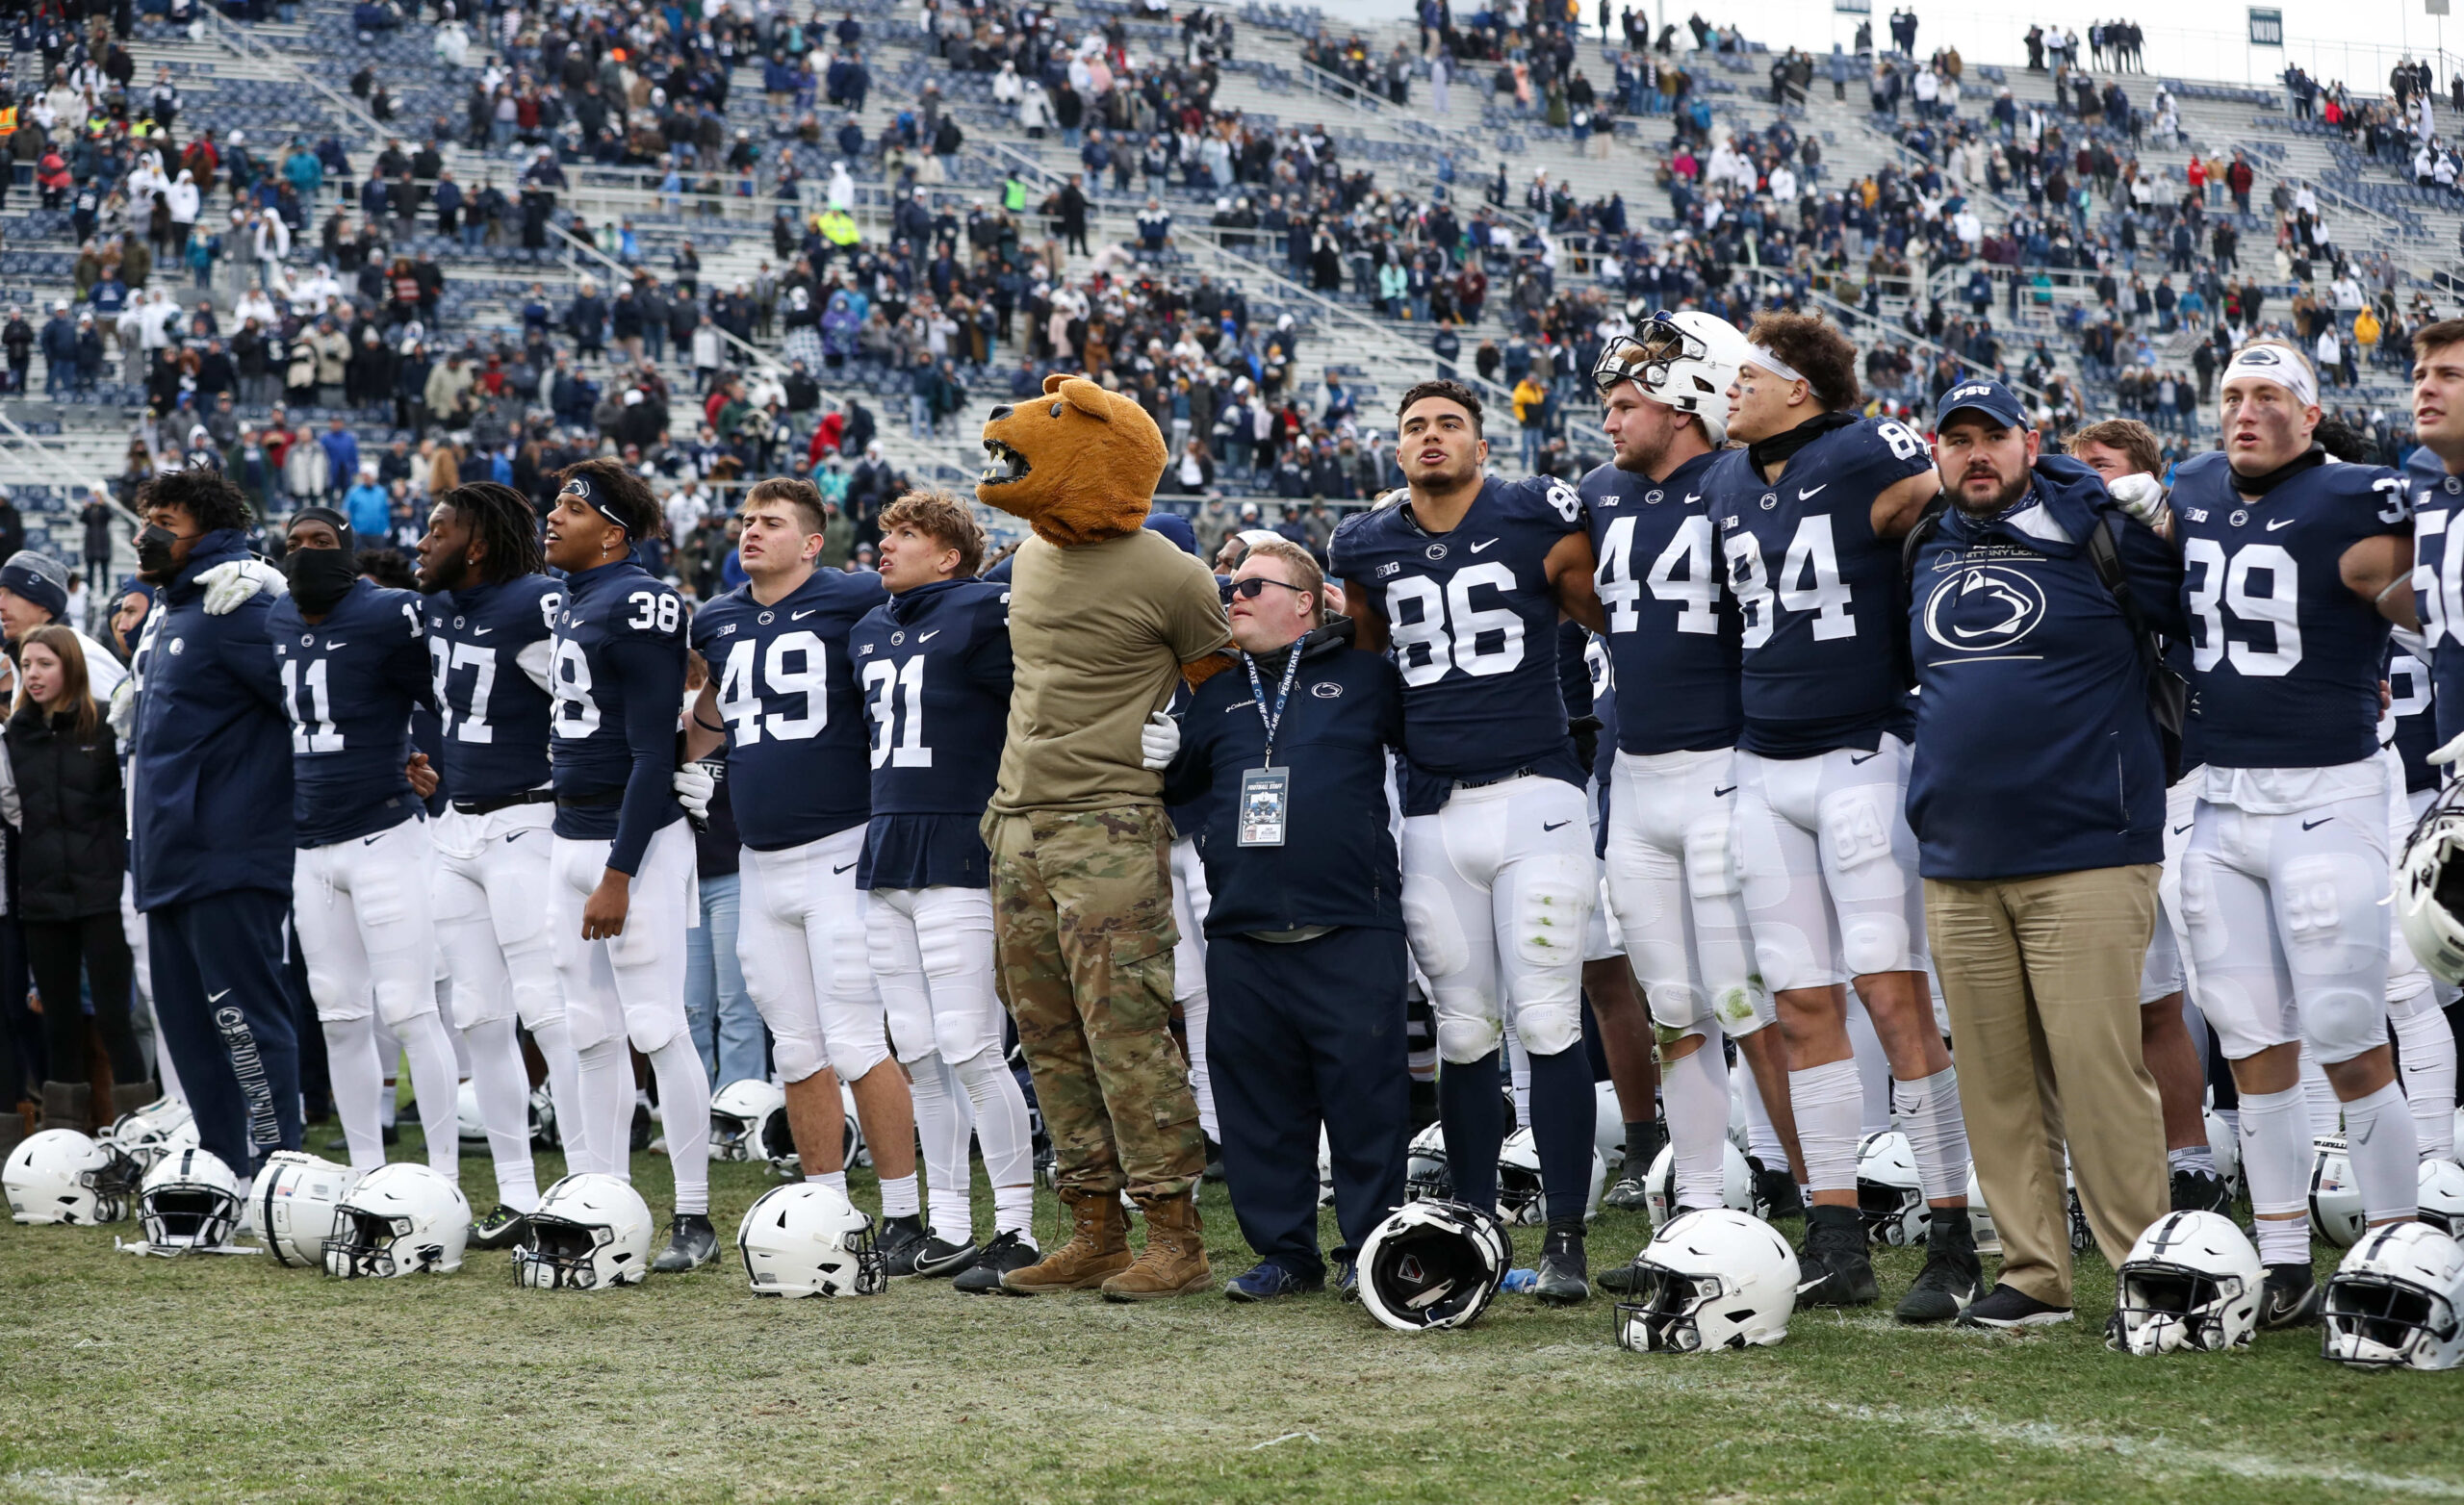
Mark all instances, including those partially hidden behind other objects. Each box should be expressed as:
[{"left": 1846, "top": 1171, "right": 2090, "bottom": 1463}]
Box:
[{"left": 1169, "top": 835, "right": 1217, "bottom": 1142}]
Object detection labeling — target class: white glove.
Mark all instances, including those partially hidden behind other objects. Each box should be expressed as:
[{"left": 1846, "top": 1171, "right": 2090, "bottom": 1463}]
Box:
[
  {"left": 672, "top": 761, "right": 716, "bottom": 818},
  {"left": 1140, "top": 710, "right": 1181, "bottom": 771},
  {"left": 107, "top": 678, "right": 137, "bottom": 742},
  {"left": 198, "top": 558, "right": 288, "bottom": 616},
  {"left": 2432, "top": 732, "right": 2464, "bottom": 770},
  {"left": 2106, "top": 472, "right": 2170, "bottom": 529}
]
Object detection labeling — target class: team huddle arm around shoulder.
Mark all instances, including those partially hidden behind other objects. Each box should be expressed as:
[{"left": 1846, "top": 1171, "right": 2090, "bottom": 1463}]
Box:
[
  {"left": 2345, "top": 531, "right": 2417, "bottom": 625},
  {"left": 2112, "top": 506, "right": 2192, "bottom": 640},
  {"left": 1546, "top": 529, "right": 1605, "bottom": 633},
  {"left": 217, "top": 600, "right": 289, "bottom": 711},
  {"left": 682, "top": 676, "right": 727, "bottom": 762},
  {"left": 606, "top": 632, "right": 686, "bottom": 877}
]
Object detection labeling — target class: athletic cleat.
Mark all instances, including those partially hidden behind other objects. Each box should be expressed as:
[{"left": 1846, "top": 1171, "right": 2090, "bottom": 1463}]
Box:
[
  {"left": 876, "top": 1213, "right": 932, "bottom": 1277},
  {"left": 1224, "top": 1262, "right": 1323, "bottom": 1302},
  {"left": 1796, "top": 1204, "right": 1881, "bottom": 1306},
  {"left": 1532, "top": 1224, "right": 1590, "bottom": 1307},
  {"left": 2258, "top": 1261, "right": 2322, "bottom": 1329},
  {"left": 911, "top": 1235, "right": 980, "bottom": 1279},
  {"left": 650, "top": 1212, "right": 718, "bottom": 1273},
  {"left": 1751, "top": 1158, "right": 1805, "bottom": 1220},
  {"left": 1612, "top": 1119, "right": 1669, "bottom": 1207},
  {"left": 953, "top": 1230, "right": 1039, "bottom": 1294},
  {"left": 629, "top": 1103, "right": 654, "bottom": 1153},
  {"left": 1958, "top": 1282, "right": 2074, "bottom": 1329},
  {"left": 468, "top": 1204, "right": 529, "bottom": 1251},
  {"left": 1602, "top": 1171, "right": 1652, "bottom": 1211},
  {"left": 1895, "top": 1210, "right": 1983, "bottom": 1325},
  {"left": 2170, "top": 1168, "right": 2231, "bottom": 1214},
  {"left": 1332, "top": 1261, "right": 1358, "bottom": 1301}
]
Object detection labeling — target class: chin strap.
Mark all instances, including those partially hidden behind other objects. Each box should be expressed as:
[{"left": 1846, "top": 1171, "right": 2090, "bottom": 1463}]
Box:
[
  {"left": 2227, "top": 444, "right": 2328, "bottom": 497},
  {"left": 1746, "top": 410, "right": 1860, "bottom": 476}
]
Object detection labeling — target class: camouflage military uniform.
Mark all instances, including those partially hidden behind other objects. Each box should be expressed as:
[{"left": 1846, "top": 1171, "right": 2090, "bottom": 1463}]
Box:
[{"left": 986, "top": 804, "right": 1205, "bottom": 1199}]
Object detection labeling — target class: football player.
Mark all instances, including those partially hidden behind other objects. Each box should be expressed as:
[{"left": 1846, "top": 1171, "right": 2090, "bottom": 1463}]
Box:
[
  {"left": 851, "top": 489, "right": 1041, "bottom": 1291},
  {"left": 417, "top": 482, "right": 582, "bottom": 1244},
  {"left": 542, "top": 460, "right": 717, "bottom": 1272},
  {"left": 1329, "top": 379, "right": 1608, "bottom": 1306},
  {"left": 680, "top": 477, "right": 930, "bottom": 1275},
  {"left": 1583, "top": 311, "right": 1807, "bottom": 1225},
  {"left": 2138, "top": 341, "right": 2420, "bottom": 1327},
  {"left": 1706, "top": 312, "right": 1976, "bottom": 1320}
]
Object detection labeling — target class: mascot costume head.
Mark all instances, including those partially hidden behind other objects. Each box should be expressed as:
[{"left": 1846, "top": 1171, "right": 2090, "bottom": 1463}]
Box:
[{"left": 977, "top": 372, "right": 1174, "bottom": 549}]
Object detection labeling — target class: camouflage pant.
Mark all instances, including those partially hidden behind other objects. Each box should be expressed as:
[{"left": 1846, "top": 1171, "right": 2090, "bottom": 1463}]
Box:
[{"left": 985, "top": 804, "right": 1204, "bottom": 1199}]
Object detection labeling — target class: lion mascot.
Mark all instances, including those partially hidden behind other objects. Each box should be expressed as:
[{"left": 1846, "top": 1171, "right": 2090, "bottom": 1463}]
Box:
[{"left": 974, "top": 374, "right": 1234, "bottom": 1300}]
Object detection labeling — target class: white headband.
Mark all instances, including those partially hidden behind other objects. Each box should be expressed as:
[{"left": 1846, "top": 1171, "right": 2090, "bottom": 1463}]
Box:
[
  {"left": 2222, "top": 345, "right": 2319, "bottom": 408},
  {"left": 1745, "top": 344, "right": 1807, "bottom": 384}
]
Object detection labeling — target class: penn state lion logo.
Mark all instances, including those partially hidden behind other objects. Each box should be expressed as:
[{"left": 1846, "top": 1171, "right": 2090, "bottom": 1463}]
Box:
[{"left": 1923, "top": 565, "right": 2048, "bottom": 654}]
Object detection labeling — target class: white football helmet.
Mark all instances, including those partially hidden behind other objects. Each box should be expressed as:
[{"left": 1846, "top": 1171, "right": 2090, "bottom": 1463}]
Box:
[
  {"left": 1613, "top": 1209, "right": 1801, "bottom": 1353},
  {"left": 1356, "top": 1198, "right": 1513, "bottom": 1333},
  {"left": 1727, "top": 1074, "right": 1751, "bottom": 1154},
  {"left": 6, "top": 1129, "right": 140, "bottom": 1224},
  {"left": 1640, "top": 1140, "right": 1764, "bottom": 1230},
  {"left": 2205, "top": 1106, "right": 2242, "bottom": 1200},
  {"left": 2309, "top": 1135, "right": 2366, "bottom": 1248},
  {"left": 1965, "top": 1167, "right": 1999, "bottom": 1257},
  {"left": 1591, "top": 308, "right": 1751, "bottom": 443},
  {"left": 710, "top": 1078, "right": 788, "bottom": 1163},
  {"left": 138, "top": 1145, "right": 244, "bottom": 1250},
  {"left": 528, "top": 1084, "right": 561, "bottom": 1150},
  {"left": 516, "top": 1172, "right": 654, "bottom": 1289},
  {"left": 1856, "top": 1131, "right": 1928, "bottom": 1247},
  {"left": 1403, "top": 1121, "right": 1451, "bottom": 1204},
  {"left": 322, "top": 1162, "right": 471, "bottom": 1278},
  {"left": 2323, "top": 1221, "right": 2464, "bottom": 1369},
  {"left": 1593, "top": 1081, "right": 1627, "bottom": 1171},
  {"left": 103, "top": 1096, "right": 197, "bottom": 1171},
  {"left": 2418, "top": 1159, "right": 2464, "bottom": 1237},
  {"left": 2397, "top": 781, "right": 2464, "bottom": 983},
  {"left": 455, "top": 1081, "right": 488, "bottom": 1148},
  {"left": 2106, "top": 1210, "right": 2263, "bottom": 1355},
  {"left": 1497, "top": 1126, "right": 1604, "bottom": 1226},
  {"left": 256, "top": 1151, "right": 360, "bottom": 1267},
  {"left": 737, "top": 1182, "right": 888, "bottom": 1297}
]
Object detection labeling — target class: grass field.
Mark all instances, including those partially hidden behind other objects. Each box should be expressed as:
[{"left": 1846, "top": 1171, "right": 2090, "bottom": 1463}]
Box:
[{"left": 6, "top": 1128, "right": 2464, "bottom": 1505}]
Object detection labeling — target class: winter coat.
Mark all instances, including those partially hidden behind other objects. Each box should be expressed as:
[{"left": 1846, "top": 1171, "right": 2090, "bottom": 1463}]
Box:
[{"left": 7, "top": 704, "right": 125, "bottom": 922}]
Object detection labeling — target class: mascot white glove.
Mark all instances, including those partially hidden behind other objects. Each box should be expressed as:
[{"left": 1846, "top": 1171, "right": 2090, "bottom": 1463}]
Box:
[
  {"left": 2432, "top": 732, "right": 2464, "bottom": 771},
  {"left": 1140, "top": 710, "right": 1181, "bottom": 771},
  {"left": 2106, "top": 472, "right": 2170, "bottom": 532},
  {"left": 107, "top": 677, "right": 137, "bottom": 742},
  {"left": 672, "top": 761, "right": 716, "bottom": 818},
  {"left": 198, "top": 558, "right": 289, "bottom": 616}
]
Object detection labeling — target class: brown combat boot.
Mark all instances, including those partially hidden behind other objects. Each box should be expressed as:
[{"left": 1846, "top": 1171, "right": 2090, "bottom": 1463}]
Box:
[
  {"left": 38, "top": 1081, "right": 90, "bottom": 1135},
  {"left": 1000, "top": 1187, "right": 1133, "bottom": 1294},
  {"left": 1100, "top": 1190, "right": 1213, "bottom": 1302}
]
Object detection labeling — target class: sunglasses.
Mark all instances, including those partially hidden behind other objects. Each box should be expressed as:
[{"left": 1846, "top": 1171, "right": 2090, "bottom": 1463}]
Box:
[{"left": 1230, "top": 575, "right": 1311, "bottom": 601}]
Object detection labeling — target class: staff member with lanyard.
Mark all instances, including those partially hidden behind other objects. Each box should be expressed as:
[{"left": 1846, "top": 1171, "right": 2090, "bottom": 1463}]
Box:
[{"left": 1162, "top": 537, "right": 1411, "bottom": 1302}]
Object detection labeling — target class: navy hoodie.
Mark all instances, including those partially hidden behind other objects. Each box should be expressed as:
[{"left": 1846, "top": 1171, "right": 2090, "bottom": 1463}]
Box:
[{"left": 1906, "top": 455, "right": 2185, "bottom": 881}]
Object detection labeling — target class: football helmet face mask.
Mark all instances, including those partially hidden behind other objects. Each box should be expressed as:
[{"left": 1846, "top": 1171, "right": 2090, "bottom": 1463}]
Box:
[
  {"left": 1589, "top": 308, "right": 1749, "bottom": 443},
  {"left": 1856, "top": 1131, "right": 1928, "bottom": 1247},
  {"left": 1497, "top": 1126, "right": 1604, "bottom": 1226},
  {"left": 103, "top": 1097, "right": 198, "bottom": 1172},
  {"left": 736, "top": 1182, "right": 889, "bottom": 1297},
  {"left": 2106, "top": 1211, "right": 2264, "bottom": 1355},
  {"left": 2417, "top": 1158, "right": 2464, "bottom": 1237},
  {"left": 322, "top": 1162, "right": 472, "bottom": 1278},
  {"left": 2397, "top": 780, "right": 2464, "bottom": 984},
  {"left": 709, "top": 1078, "right": 788, "bottom": 1163},
  {"left": 6, "top": 1129, "right": 140, "bottom": 1225},
  {"left": 1613, "top": 1209, "right": 1801, "bottom": 1353},
  {"left": 2323, "top": 1221, "right": 2464, "bottom": 1370},
  {"left": 1641, "top": 1140, "right": 1767, "bottom": 1230},
  {"left": 2309, "top": 1135, "right": 2366, "bottom": 1248},
  {"left": 1357, "top": 1199, "right": 1513, "bottom": 1333},
  {"left": 516, "top": 1173, "right": 654, "bottom": 1289},
  {"left": 256, "top": 1151, "right": 360, "bottom": 1266},
  {"left": 138, "top": 1146, "right": 244, "bottom": 1251}
]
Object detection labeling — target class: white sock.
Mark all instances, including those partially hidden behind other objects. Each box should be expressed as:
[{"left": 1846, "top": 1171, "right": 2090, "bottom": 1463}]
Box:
[
  {"left": 994, "top": 1184, "right": 1037, "bottom": 1243},
  {"left": 528, "top": 1017, "right": 588, "bottom": 1172},
  {"left": 1845, "top": 995, "right": 1892, "bottom": 1137},
  {"left": 908, "top": 1053, "right": 973, "bottom": 1243},
  {"left": 394, "top": 1008, "right": 464, "bottom": 1180},
  {"left": 1661, "top": 1036, "right": 1730, "bottom": 1212},
  {"left": 1789, "top": 1059, "right": 1863, "bottom": 1194},
  {"left": 2168, "top": 1144, "right": 2217, "bottom": 1176},
  {"left": 2298, "top": 1048, "right": 2341, "bottom": 1139},
  {"left": 323, "top": 1015, "right": 387, "bottom": 1173},
  {"left": 2391, "top": 999, "right": 2458, "bottom": 1160},
  {"left": 466, "top": 1016, "right": 540, "bottom": 1212},
  {"left": 2239, "top": 1084, "right": 2311, "bottom": 1265},
  {"left": 953, "top": 1044, "right": 1035, "bottom": 1196},
  {"left": 647, "top": 1034, "right": 711, "bottom": 1215},
  {"left": 575, "top": 1037, "right": 632, "bottom": 1181},
  {"left": 808, "top": 1168, "right": 851, "bottom": 1197},
  {"left": 1734, "top": 1048, "right": 1784, "bottom": 1168},
  {"left": 1181, "top": 982, "right": 1218, "bottom": 1142},
  {"left": 879, "top": 1173, "right": 920, "bottom": 1220},
  {"left": 1894, "top": 1065, "right": 1969, "bottom": 1203},
  {"left": 2341, "top": 1080, "right": 2423, "bottom": 1224}
]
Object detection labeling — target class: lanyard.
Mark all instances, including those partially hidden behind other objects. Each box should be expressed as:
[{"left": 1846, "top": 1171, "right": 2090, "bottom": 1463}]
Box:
[{"left": 1242, "top": 644, "right": 1305, "bottom": 768}]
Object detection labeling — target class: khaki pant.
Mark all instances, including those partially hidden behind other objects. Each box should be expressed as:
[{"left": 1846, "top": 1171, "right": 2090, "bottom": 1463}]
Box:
[{"left": 1925, "top": 865, "right": 2169, "bottom": 1308}]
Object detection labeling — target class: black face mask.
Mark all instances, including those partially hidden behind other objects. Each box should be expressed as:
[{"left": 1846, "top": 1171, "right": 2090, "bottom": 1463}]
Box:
[
  {"left": 283, "top": 547, "right": 358, "bottom": 616},
  {"left": 135, "top": 523, "right": 181, "bottom": 580}
]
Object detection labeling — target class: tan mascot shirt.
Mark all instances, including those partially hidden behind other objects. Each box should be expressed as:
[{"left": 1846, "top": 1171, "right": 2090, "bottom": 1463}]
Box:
[{"left": 989, "top": 528, "right": 1230, "bottom": 814}]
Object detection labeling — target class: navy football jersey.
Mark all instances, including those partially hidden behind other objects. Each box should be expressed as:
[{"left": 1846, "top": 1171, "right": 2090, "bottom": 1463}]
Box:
[
  {"left": 2170, "top": 451, "right": 2410, "bottom": 769},
  {"left": 2388, "top": 646, "right": 2439, "bottom": 793},
  {"left": 1584, "top": 448, "right": 1742, "bottom": 754},
  {"left": 689, "top": 567, "right": 888, "bottom": 853},
  {"left": 2406, "top": 445, "right": 2464, "bottom": 746},
  {"left": 1705, "top": 415, "right": 1936, "bottom": 756},
  {"left": 268, "top": 576, "right": 436, "bottom": 847},
  {"left": 848, "top": 576, "right": 1014, "bottom": 888},
  {"left": 550, "top": 557, "right": 687, "bottom": 873},
  {"left": 424, "top": 574, "right": 563, "bottom": 804},
  {"left": 1329, "top": 473, "right": 1588, "bottom": 814}
]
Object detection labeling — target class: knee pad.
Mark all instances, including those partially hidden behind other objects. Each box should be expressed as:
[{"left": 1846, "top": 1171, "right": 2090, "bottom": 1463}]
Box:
[
  {"left": 935, "top": 1008, "right": 1002, "bottom": 1068},
  {"left": 1643, "top": 979, "right": 1712, "bottom": 1036},
  {"left": 1509, "top": 997, "right": 1582, "bottom": 1058},
  {"left": 304, "top": 967, "right": 372, "bottom": 1024},
  {"left": 622, "top": 1001, "right": 684, "bottom": 1056},
  {"left": 1402, "top": 887, "right": 1473, "bottom": 980},
  {"left": 508, "top": 973, "right": 565, "bottom": 1033},
  {"left": 1435, "top": 1013, "right": 1502, "bottom": 1065},
  {"left": 2301, "top": 986, "right": 2388, "bottom": 1066},
  {"left": 1753, "top": 931, "right": 1831, "bottom": 996},
  {"left": 1840, "top": 913, "right": 1913, "bottom": 979},
  {"left": 770, "top": 1016, "right": 832, "bottom": 1083},
  {"left": 448, "top": 976, "right": 512, "bottom": 1033}
]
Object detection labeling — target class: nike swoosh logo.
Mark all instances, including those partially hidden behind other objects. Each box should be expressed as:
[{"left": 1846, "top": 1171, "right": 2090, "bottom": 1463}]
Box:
[
  {"left": 1683, "top": 494, "right": 1702, "bottom": 506},
  {"left": 208, "top": 988, "right": 231, "bottom": 1004},
  {"left": 1223, "top": 701, "right": 1251, "bottom": 714},
  {"left": 2302, "top": 817, "right": 2332, "bottom": 830},
  {"left": 2356, "top": 1120, "right": 2376, "bottom": 1145},
  {"left": 792, "top": 610, "right": 817, "bottom": 621},
  {"left": 364, "top": 834, "right": 383, "bottom": 845},
  {"left": 1542, "top": 820, "right": 1571, "bottom": 831},
  {"left": 324, "top": 642, "right": 348, "bottom": 649},
  {"left": 1469, "top": 539, "right": 1499, "bottom": 553},
  {"left": 1799, "top": 485, "right": 1827, "bottom": 499},
  {"left": 1849, "top": 752, "right": 1881, "bottom": 765},
  {"left": 918, "top": 630, "right": 941, "bottom": 645},
  {"left": 506, "top": 830, "right": 526, "bottom": 843},
  {"left": 832, "top": 861, "right": 858, "bottom": 875},
  {"left": 2171, "top": 823, "right": 2193, "bottom": 834},
  {"left": 473, "top": 626, "right": 494, "bottom": 636},
  {"left": 1712, "top": 785, "right": 1737, "bottom": 798},
  {"left": 2267, "top": 518, "right": 2295, "bottom": 531}
]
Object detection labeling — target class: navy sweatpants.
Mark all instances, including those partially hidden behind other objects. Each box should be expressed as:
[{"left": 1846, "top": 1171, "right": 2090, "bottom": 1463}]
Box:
[
  {"left": 1207, "top": 926, "right": 1410, "bottom": 1280},
  {"left": 147, "top": 888, "right": 302, "bottom": 1176}
]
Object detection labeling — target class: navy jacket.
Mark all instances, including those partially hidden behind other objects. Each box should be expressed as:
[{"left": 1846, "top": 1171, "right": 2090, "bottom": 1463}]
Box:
[
  {"left": 128, "top": 531, "right": 296, "bottom": 908},
  {"left": 1161, "top": 619, "right": 1405, "bottom": 936},
  {"left": 1905, "top": 455, "right": 2184, "bottom": 881}
]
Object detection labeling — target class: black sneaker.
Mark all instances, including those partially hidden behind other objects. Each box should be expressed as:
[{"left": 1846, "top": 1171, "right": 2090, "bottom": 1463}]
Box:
[
  {"left": 2170, "top": 1168, "right": 2231, "bottom": 1214},
  {"left": 1751, "top": 1158, "right": 1805, "bottom": 1221},
  {"left": 953, "top": 1230, "right": 1039, "bottom": 1294},
  {"left": 877, "top": 1212, "right": 932, "bottom": 1277},
  {"left": 1602, "top": 1170, "right": 1652, "bottom": 1211},
  {"left": 1203, "top": 1135, "right": 1227, "bottom": 1183},
  {"left": 629, "top": 1102, "right": 653, "bottom": 1153},
  {"left": 468, "top": 1204, "right": 528, "bottom": 1251},
  {"left": 651, "top": 1212, "right": 718, "bottom": 1273},
  {"left": 1957, "top": 1281, "right": 2074, "bottom": 1329},
  {"left": 1618, "top": 1118, "right": 1670, "bottom": 1195},
  {"left": 1895, "top": 1209, "right": 1984, "bottom": 1325},
  {"left": 912, "top": 1235, "right": 980, "bottom": 1279},
  {"left": 1532, "top": 1222, "right": 1590, "bottom": 1307},
  {"left": 2258, "top": 1261, "right": 2322, "bottom": 1329},
  {"left": 1797, "top": 1204, "right": 1880, "bottom": 1306}
]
